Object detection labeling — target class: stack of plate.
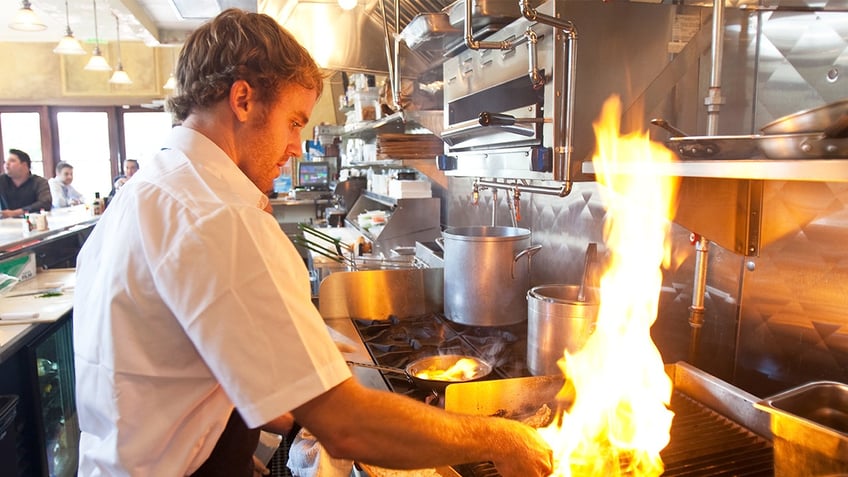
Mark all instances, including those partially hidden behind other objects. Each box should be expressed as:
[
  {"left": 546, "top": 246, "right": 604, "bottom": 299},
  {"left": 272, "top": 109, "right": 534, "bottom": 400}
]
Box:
[{"left": 376, "top": 133, "right": 444, "bottom": 161}]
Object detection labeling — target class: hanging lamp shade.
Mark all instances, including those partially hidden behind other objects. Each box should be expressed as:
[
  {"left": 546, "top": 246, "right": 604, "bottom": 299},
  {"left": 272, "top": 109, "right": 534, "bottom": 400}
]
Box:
[
  {"left": 163, "top": 74, "right": 177, "bottom": 90},
  {"left": 163, "top": 48, "right": 178, "bottom": 90},
  {"left": 54, "top": 0, "right": 86, "bottom": 55},
  {"left": 85, "top": 45, "right": 112, "bottom": 71},
  {"left": 109, "top": 64, "right": 133, "bottom": 85},
  {"left": 54, "top": 34, "right": 86, "bottom": 55},
  {"left": 9, "top": 1, "right": 46, "bottom": 31},
  {"left": 108, "top": 14, "right": 131, "bottom": 84},
  {"left": 337, "top": 0, "right": 357, "bottom": 10},
  {"left": 84, "top": 0, "right": 111, "bottom": 72}
]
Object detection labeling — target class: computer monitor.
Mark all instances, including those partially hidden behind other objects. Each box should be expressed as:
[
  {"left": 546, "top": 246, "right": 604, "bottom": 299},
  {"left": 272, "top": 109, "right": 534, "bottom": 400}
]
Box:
[{"left": 297, "top": 161, "right": 330, "bottom": 191}]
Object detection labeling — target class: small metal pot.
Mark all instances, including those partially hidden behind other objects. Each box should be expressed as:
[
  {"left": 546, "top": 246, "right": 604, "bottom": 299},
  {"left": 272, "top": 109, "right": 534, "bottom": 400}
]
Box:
[
  {"left": 347, "top": 354, "right": 493, "bottom": 392},
  {"left": 526, "top": 284, "right": 599, "bottom": 376}
]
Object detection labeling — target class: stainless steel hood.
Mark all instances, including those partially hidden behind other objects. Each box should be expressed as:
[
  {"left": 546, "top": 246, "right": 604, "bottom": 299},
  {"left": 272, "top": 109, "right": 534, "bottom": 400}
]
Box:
[{"left": 259, "top": 0, "right": 451, "bottom": 78}]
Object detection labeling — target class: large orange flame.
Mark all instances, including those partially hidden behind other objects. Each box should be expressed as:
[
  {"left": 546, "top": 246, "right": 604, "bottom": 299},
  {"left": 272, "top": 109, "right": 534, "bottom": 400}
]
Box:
[{"left": 538, "top": 96, "right": 679, "bottom": 476}]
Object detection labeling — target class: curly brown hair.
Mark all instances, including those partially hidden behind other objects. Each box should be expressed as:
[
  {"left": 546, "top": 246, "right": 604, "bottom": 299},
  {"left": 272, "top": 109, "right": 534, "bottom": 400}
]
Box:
[{"left": 166, "top": 9, "right": 325, "bottom": 121}]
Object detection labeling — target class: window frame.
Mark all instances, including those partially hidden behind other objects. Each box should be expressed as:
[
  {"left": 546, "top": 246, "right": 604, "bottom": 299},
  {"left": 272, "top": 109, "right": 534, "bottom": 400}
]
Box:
[
  {"left": 0, "top": 105, "right": 171, "bottom": 182},
  {"left": 0, "top": 106, "right": 53, "bottom": 176}
]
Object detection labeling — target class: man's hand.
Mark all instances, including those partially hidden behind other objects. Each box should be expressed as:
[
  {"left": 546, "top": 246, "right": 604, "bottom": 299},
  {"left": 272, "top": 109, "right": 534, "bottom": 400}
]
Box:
[{"left": 252, "top": 455, "right": 270, "bottom": 476}]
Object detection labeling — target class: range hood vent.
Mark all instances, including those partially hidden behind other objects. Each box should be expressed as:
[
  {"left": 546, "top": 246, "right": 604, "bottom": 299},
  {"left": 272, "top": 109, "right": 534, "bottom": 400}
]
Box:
[{"left": 258, "top": 0, "right": 530, "bottom": 79}]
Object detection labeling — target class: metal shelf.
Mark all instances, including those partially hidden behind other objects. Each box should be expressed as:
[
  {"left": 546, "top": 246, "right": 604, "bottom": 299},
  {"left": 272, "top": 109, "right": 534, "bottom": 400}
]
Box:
[
  {"left": 345, "top": 191, "right": 441, "bottom": 258},
  {"left": 582, "top": 158, "right": 848, "bottom": 182},
  {"left": 341, "top": 112, "right": 406, "bottom": 140}
]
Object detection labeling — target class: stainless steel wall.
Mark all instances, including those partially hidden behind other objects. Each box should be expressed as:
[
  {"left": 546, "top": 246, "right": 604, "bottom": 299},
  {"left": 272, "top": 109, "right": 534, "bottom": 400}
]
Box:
[{"left": 445, "top": 1, "right": 848, "bottom": 397}]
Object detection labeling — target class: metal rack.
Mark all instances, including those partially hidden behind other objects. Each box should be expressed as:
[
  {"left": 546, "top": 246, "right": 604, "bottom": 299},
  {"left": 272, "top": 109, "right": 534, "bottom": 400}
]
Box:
[{"left": 346, "top": 191, "right": 441, "bottom": 258}]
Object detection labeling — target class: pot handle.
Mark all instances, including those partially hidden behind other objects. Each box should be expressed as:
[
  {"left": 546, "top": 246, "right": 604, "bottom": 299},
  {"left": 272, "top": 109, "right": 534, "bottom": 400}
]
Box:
[
  {"left": 511, "top": 244, "right": 543, "bottom": 279},
  {"left": 434, "top": 237, "right": 444, "bottom": 251}
]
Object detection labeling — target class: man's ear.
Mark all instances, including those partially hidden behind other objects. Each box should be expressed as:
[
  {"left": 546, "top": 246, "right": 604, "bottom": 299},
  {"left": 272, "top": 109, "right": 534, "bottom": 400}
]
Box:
[{"left": 230, "top": 79, "right": 253, "bottom": 122}]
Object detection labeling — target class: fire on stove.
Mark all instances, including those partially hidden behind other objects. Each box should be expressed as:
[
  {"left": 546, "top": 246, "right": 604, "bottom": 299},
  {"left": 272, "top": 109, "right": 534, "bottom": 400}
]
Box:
[
  {"left": 442, "top": 363, "right": 775, "bottom": 477},
  {"left": 351, "top": 313, "right": 529, "bottom": 402}
]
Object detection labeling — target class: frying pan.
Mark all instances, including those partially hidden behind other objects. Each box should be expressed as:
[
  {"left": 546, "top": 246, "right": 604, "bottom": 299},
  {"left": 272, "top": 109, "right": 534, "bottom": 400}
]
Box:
[
  {"left": 347, "top": 354, "right": 493, "bottom": 392},
  {"left": 651, "top": 118, "right": 848, "bottom": 160},
  {"left": 760, "top": 99, "right": 848, "bottom": 135}
]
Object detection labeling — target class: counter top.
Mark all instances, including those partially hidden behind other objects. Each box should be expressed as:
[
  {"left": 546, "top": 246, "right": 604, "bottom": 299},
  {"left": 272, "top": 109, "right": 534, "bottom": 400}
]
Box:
[
  {"left": 269, "top": 197, "right": 331, "bottom": 206},
  {"left": 0, "top": 268, "right": 75, "bottom": 360},
  {"left": 0, "top": 205, "right": 97, "bottom": 255},
  {"left": 324, "top": 317, "right": 387, "bottom": 391}
]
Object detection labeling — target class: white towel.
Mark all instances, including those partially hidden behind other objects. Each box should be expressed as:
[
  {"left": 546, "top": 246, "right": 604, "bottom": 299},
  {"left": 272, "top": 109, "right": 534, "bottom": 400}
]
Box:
[{"left": 287, "top": 428, "right": 354, "bottom": 477}]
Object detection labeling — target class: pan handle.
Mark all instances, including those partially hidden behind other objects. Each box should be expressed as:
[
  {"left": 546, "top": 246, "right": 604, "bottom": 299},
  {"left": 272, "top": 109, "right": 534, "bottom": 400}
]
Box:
[
  {"left": 650, "top": 118, "right": 689, "bottom": 137},
  {"left": 824, "top": 112, "right": 848, "bottom": 139},
  {"left": 346, "top": 360, "right": 409, "bottom": 376}
]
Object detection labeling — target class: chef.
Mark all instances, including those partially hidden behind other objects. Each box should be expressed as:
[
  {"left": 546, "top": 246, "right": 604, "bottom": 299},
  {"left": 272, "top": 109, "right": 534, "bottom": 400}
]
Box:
[{"left": 72, "top": 8, "right": 553, "bottom": 477}]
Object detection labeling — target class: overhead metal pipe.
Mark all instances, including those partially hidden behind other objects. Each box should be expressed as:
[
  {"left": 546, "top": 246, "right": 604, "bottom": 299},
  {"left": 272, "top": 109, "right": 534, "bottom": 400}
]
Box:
[
  {"left": 705, "top": 0, "right": 726, "bottom": 135},
  {"left": 474, "top": 178, "right": 573, "bottom": 197},
  {"left": 518, "top": 0, "right": 577, "bottom": 186}
]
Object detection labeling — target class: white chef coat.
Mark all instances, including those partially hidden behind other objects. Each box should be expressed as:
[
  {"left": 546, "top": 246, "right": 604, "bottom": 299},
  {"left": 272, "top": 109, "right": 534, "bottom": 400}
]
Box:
[{"left": 73, "top": 126, "right": 352, "bottom": 476}]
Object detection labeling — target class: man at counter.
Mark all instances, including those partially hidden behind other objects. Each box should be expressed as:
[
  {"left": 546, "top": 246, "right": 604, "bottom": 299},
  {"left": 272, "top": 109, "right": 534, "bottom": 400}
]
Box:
[
  {"left": 48, "top": 161, "right": 85, "bottom": 208},
  {"left": 108, "top": 158, "right": 139, "bottom": 200},
  {"left": 73, "top": 8, "right": 552, "bottom": 477},
  {"left": 0, "top": 148, "right": 52, "bottom": 218}
]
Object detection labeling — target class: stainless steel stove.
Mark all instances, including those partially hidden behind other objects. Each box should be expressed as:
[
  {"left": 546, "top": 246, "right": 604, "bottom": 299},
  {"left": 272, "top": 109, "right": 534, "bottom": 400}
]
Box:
[
  {"left": 351, "top": 313, "right": 529, "bottom": 402},
  {"left": 320, "top": 270, "right": 776, "bottom": 476},
  {"left": 351, "top": 313, "right": 775, "bottom": 476}
]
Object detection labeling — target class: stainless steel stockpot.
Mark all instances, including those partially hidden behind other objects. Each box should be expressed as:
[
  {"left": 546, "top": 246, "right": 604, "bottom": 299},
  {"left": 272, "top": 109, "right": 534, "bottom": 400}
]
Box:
[{"left": 440, "top": 226, "right": 541, "bottom": 327}]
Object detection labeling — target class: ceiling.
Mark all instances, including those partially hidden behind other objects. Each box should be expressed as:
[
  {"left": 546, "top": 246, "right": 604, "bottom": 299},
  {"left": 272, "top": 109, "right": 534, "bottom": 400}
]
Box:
[{"left": 1, "top": 0, "right": 257, "bottom": 46}]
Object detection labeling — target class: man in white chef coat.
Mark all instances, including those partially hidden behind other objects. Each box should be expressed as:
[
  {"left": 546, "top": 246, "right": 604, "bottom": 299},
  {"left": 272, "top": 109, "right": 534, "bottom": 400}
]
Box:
[{"left": 73, "top": 8, "right": 553, "bottom": 477}]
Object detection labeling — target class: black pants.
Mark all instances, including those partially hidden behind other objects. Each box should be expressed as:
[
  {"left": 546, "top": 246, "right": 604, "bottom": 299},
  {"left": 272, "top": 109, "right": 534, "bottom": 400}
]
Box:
[{"left": 190, "top": 410, "right": 260, "bottom": 477}]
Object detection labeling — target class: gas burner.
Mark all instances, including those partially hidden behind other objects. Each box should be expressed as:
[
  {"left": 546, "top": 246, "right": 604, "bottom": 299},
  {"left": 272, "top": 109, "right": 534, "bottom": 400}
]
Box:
[{"left": 352, "top": 313, "right": 530, "bottom": 403}]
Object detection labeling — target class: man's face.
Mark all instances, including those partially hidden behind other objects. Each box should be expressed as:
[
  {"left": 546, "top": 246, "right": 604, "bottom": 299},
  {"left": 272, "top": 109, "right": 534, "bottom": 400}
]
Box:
[
  {"left": 4, "top": 154, "right": 28, "bottom": 179},
  {"left": 237, "top": 84, "right": 318, "bottom": 195},
  {"left": 125, "top": 161, "right": 139, "bottom": 178},
  {"left": 58, "top": 167, "right": 74, "bottom": 185}
]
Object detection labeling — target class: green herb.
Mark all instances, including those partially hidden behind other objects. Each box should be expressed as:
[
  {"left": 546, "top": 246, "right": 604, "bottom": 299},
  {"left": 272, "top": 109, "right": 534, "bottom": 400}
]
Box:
[{"left": 37, "top": 292, "right": 63, "bottom": 298}]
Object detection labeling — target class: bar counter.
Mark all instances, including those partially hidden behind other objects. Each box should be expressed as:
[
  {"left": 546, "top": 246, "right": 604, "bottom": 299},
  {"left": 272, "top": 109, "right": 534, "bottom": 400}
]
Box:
[{"left": 0, "top": 205, "right": 96, "bottom": 361}]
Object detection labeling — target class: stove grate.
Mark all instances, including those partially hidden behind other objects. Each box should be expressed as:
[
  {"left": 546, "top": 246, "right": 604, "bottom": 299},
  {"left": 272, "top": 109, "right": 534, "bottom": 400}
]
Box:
[
  {"left": 660, "top": 391, "right": 773, "bottom": 476},
  {"left": 453, "top": 390, "right": 773, "bottom": 477}
]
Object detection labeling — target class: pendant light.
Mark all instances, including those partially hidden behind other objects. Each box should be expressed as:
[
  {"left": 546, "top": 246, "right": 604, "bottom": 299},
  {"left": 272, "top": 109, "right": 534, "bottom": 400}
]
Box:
[
  {"left": 9, "top": 0, "right": 46, "bottom": 32},
  {"left": 53, "top": 0, "right": 86, "bottom": 55},
  {"left": 338, "top": 0, "right": 357, "bottom": 10},
  {"left": 84, "top": 0, "right": 112, "bottom": 72},
  {"left": 109, "top": 14, "right": 132, "bottom": 84},
  {"left": 162, "top": 48, "right": 177, "bottom": 90},
  {"left": 162, "top": 73, "right": 177, "bottom": 90}
]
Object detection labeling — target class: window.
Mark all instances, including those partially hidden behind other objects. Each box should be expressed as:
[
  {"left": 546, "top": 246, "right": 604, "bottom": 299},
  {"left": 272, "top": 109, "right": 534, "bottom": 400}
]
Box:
[
  {"left": 56, "top": 112, "right": 112, "bottom": 202},
  {"left": 122, "top": 111, "right": 173, "bottom": 167},
  {"left": 0, "top": 112, "right": 45, "bottom": 176},
  {"left": 0, "top": 107, "right": 173, "bottom": 205}
]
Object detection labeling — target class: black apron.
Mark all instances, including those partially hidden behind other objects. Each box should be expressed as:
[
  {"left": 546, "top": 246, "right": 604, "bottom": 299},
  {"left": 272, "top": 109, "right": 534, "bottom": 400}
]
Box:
[{"left": 190, "top": 409, "right": 260, "bottom": 477}]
